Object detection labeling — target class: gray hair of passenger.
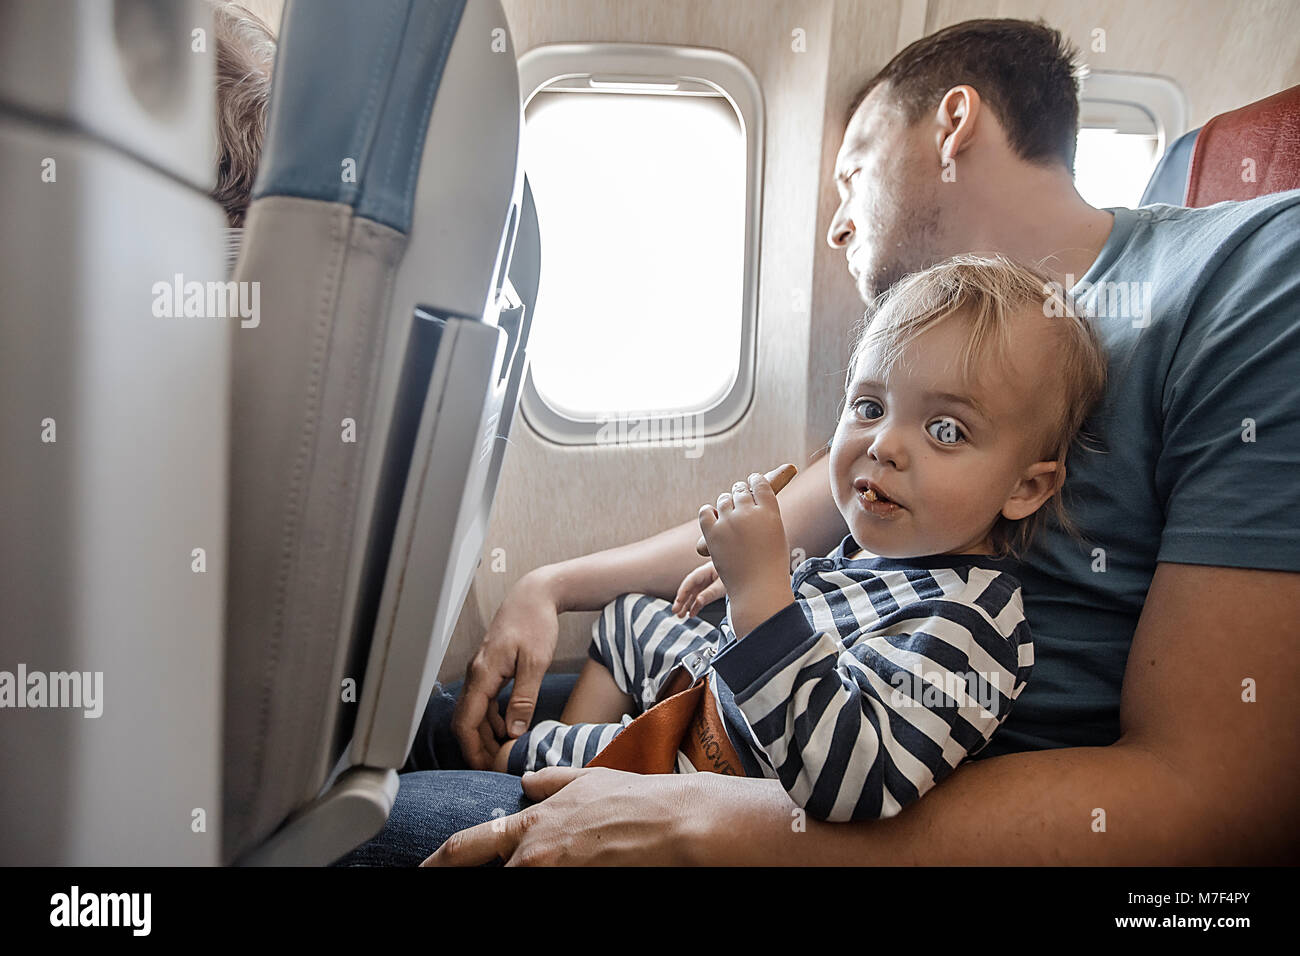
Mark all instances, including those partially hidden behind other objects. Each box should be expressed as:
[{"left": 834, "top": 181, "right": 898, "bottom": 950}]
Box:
[{"left": 210, "top": 2, "right": 277, "bottom": 229}]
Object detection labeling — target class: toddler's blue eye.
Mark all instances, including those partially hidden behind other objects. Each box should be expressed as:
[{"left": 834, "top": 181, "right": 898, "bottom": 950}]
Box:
[
  {"left": 852, "top": 398, "right": 884, "bottom": 420},
  {"left": 927, "top": 418, "right": 964, "bottom": 444}
]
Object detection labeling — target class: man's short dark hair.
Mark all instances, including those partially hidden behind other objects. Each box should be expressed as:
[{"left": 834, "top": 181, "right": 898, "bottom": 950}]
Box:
[{"left": 851, "top": 18, "right": 1085, "bottom": 170}]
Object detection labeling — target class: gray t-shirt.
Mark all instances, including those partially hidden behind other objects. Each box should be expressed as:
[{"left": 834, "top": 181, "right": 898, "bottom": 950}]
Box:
[{"left": 983, "top": 190, "right": 1300, "bottom": 757}]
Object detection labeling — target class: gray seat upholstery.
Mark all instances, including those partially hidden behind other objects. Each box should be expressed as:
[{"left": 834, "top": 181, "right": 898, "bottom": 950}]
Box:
[
  {"left": 224, "top": 0, "right": 536, "bottom": 865},
  {"left": 0, "top": 0, "right": 536, "bottom": 868},
  {"left": 0, "top": 0, "right": 226, "bottom": 865}
]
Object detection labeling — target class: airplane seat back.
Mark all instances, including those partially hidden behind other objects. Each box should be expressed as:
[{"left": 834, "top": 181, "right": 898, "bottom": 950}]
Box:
[
  {"left": 223, "top": 0, "right": 536, "bottom": 865},
  {"left": 0, "top": 0, "right": 226, "bottom": 865},
  {"left": 1185, "top": 84, "right": 1300, "bottom": 205},
  {"left": 1142, "top": 84, "right": 1300, "bottom": 207}
]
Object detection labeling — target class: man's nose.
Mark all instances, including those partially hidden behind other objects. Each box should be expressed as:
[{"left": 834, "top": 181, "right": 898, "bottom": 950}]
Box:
[{"left": 827, "top": 202, "right": 854, "bottom": 248}]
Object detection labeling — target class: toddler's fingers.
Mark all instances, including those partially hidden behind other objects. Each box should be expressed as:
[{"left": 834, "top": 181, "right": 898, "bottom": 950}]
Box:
[
  {"left": 730, "top": 478, "right": 755, "bottom": 508},
  {"left": 749, "top": 472, "right": 777, "bottom": 506},
  {"left": 690, "top": 576, "right": 727, "bottom": 615},
  {"left": 690, "top": 561, "right": 718, "bottom": 586},
  {"left": 672, "top": 579, "right": 697, "bottom": 616},
  {"left": 698, "top": 503, "right": 719, "bottom": 540},
  {"left": 680, "top": 562, "right": 716, "bottom": 614}
]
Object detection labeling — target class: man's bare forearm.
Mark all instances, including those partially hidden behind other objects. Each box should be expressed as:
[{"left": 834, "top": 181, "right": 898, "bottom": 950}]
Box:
[
  {"left": 541, "top": 519, "right": 705, "bottom": 612},
  {"left": 680, "top": 741, "right": 1287, "bottom": 865},
  {"left": 541, "top": 451, "right": 846, "bottom": 614}
]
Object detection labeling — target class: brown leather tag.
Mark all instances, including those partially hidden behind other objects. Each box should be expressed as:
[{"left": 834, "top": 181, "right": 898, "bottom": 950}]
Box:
[
  {"left": 679, "top": 679, "right": 743, "bottom": 776},
  {"left": 586, "top": 676, "right": 742, "bottom": 776}
]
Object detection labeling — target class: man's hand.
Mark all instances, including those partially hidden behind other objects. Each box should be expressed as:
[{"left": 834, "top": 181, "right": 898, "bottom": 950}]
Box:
[
  {"left": 490, "top": 736, "right": 517, "bottom": 775},
  {"left": 421, "top": 767, "right": 703, "bottom": 866},
  {"left": 698, "top": 472, "right": 795, "bottom": 636},
  {"left": 451, "top": 571, "right": 560, "bottom": 769},
  {"left": 671, "top": 561, "right": 725, "bottom": 618}
]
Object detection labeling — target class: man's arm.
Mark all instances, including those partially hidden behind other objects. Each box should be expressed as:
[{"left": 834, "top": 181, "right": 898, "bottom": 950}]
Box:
[
  {"left": 544, "top": 451, "right": 846, "bottom": 612},
  {"left": 432, "top": 562, "right": 1300, "bottom": 864},
  {"left": 685, "top": 562, "right": 1300, "bottom": 863}
]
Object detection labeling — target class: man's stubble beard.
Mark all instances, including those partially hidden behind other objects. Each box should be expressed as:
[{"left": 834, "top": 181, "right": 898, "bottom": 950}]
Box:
[{"left": 855, "top": 198, "right": 943, "bottom": 310}]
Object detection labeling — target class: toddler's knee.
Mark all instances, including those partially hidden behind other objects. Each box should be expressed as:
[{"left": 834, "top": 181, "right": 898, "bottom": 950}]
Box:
[{"left": 594, "top": 592, "right": 649, "bottom": 638}]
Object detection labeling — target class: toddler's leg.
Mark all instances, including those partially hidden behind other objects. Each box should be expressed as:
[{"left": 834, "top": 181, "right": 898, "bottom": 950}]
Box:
[
  {"left": 500, "top": 718, "right": 629, "bottom": 774},
  {"left": 586, "top": 592, "right": 722, "bottom": 713},
  {"left": 561, "top": 658, "right": 636, "bottom": 725}
]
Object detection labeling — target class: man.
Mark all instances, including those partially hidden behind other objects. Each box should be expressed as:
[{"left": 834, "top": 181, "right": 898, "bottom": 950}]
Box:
[{"left": 343, "top": 18, "right": 1300, "bottom": 865}]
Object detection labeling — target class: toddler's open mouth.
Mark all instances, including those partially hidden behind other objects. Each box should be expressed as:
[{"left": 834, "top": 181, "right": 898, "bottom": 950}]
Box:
[{"left": 854, "top": 478, "right": 904, "bottom": 514}]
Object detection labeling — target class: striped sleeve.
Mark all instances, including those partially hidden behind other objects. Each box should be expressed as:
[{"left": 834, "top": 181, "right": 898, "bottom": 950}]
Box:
[{"left": 711, "top": 575, "right": 1031, "bottom": 822}]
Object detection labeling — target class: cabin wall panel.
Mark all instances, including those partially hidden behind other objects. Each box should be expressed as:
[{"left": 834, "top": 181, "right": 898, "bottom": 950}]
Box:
[
  {"left": 805, "top": 0, "right": 907, "bottom": 464},
  {"left": 927, "top": 0, "right": 1300, "bottom": 129}
]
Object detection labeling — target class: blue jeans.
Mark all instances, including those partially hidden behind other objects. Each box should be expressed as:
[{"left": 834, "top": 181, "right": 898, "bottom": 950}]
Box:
[{"left": 331, "top": 673, "right": 579, "bottom": 866}]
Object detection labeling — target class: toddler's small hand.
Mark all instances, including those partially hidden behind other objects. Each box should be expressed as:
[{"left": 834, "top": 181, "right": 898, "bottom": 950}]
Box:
[
  {"left": 697, "top": 473, "right": 791, "bottom": 612},
  {"left": 672, "top": 561, "right": 725, "bottom": 618}
]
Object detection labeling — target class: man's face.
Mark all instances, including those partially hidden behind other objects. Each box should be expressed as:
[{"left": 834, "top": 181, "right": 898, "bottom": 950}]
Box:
[{"left": 828, "top": 86, "right": 948, "bottom": 302}]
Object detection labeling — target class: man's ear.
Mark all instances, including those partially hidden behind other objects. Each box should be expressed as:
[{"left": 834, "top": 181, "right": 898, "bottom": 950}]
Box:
[
  {"left": 1002, "top": 460, "right": 1063, "bottom": 522},
  {"left": 934, "top": 84, "right": 982, "bottom": 165}
]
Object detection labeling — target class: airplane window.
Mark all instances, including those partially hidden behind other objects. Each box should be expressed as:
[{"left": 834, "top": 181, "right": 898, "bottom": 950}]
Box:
[
  {"left": 1075, "top": 71, "right": 1188, "bottom": 209},
  {"left": 1073, "top": 127, "right": 1160, "bottom": 209},
  {"left": 514, "top": 45, "right": 764, "bottom": 447},
  {"left": 523, "top": 88, "right": 746, "bottom": 421}
]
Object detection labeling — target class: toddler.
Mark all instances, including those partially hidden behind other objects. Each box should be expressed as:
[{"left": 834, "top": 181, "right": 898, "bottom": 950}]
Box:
[{"left": 491, "top": 255, "right": 1106, "bottom": 821}]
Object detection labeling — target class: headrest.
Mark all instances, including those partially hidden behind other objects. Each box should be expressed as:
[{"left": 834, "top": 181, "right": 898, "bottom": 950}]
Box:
[
  {"left": 1139, "top": 127, "right": 1199, "bottom": 207},
  {"left": 252, "top": 0, "right": 468, "bottom": 232},
  {"left": 1186, "top": 84, "right": 1300, "bottom": 206}
]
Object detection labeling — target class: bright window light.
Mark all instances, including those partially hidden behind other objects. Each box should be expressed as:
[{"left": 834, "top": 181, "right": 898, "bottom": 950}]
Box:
[
  {"left": 523, "top": 90, "right": 747, "bottom": 420},
  {"left": 1074, "top": 127, "right": 1160, "bottom": 209}
]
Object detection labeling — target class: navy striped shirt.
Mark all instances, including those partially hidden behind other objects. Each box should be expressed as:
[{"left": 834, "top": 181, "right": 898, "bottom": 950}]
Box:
[{"left": 710, "top": 534, "right": 1033, "bottom": 822}]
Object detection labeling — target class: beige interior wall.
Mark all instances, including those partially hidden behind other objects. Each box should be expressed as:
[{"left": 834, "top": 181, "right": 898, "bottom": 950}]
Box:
[
  {"left": 926, "top": 0, "right": 1300, "bottom": 129},
  {"left": 804, "top": 0, "right": 910, "bottom": 463}
]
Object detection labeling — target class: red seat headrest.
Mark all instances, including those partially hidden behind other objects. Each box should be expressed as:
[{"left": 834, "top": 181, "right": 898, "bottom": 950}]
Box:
[{"left": 1186, "top": 84, "right": 1300, "bottom": 206}]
